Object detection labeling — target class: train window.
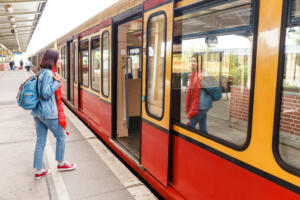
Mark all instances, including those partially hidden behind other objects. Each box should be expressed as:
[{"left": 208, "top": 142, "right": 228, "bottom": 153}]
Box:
[
  {"left": 57, "top": 54, "right": 61, "bottom": 75},
  {"left": 63, "top": 45, "right": 67, "bottom": 79},
  {"left": 172, "top": 0, "right": 256, "bottom": 147},
  {"left": 74, "top": 42, "right": 78, "bottom": 84},
  {"left": 276, "top": 0, "right": 300, "bottom": 173},
  {"left": 80, "top": 39, "right": 89, "bottom": 87},
  {"left": 59, "top": 47, "right": 62, "bottom": 76},
  {"left": 60, "top": 46, "right": 65, "bottom": 78},
  {"left": 101, "top": 31, "right": 110, "bottom": 97},
  {"left": 64, "top": 45, "right": 68, "bottom": 80},
  {"left": 91, "top": 36, "right": 100, "bottom": 92},
  {"left": 146, "top": 13, "right": 166, "bottom": 119}
]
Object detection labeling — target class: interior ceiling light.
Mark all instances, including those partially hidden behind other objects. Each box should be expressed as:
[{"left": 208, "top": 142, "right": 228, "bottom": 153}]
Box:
[
  {"left": 6, "top": 5, "right": 14, "bottom": 13},
  {"left": 9, "top": 17, "right": 15, "bottom": 22},
  {"left": 205, "top": 36, "right": 218, "bottom": 48}
]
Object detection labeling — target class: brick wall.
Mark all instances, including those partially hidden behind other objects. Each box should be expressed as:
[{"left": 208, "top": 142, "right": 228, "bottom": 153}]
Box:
[
  {"left": 280, "top": 92, "right": 300, "bottom": 136},
  {"left": 230, "top": 86, "right": 250, "bottom": 122},
  {"left": 230, "top": 87, "right": 300, "bottom": 136}
]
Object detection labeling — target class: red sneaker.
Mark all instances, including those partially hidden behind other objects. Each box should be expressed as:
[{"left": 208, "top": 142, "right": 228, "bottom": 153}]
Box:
[
  {"left": 57, "top": 161, "right": 77, "bottom": 171},
  {"left": 35, "top": 169, "right": 51, "bottom": 180}
]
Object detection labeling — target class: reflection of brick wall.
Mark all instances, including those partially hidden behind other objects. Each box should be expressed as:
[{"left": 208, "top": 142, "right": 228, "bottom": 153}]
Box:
[
  {"left": 230, "top": 87, "right": 249, "bottom": 121},
  {"left": 230, "top": 88, "right": 300, "bottom": 136},
  {"left": 280, "top": 92, "right": 300, "bottom": 136}
]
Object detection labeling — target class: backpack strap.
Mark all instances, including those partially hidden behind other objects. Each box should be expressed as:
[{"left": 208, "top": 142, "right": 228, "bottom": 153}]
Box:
[{"left": 35, "top": 74, "right": 41, "bottom": 102}]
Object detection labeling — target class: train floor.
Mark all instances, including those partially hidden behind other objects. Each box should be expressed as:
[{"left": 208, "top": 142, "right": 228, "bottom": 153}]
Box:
[
  {"left": 117, "top": 129, "right": 140, "bottom": 159},
  {"left": 0, "top": 69, "right": 157, "bottom": 200}
]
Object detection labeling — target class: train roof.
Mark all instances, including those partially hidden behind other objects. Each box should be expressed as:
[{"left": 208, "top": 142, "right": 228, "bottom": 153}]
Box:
[{"left": 56, "top": 0, "right": 142, "bottom": 43}]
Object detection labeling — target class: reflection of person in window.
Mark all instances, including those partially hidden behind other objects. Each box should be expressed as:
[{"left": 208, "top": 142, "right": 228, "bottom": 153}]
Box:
[
  {"left": 186, "top": 55, "right": 221, "bottom": 133},
  {"left": 185, "top": 55, "right": 204, "bottom": 131}
]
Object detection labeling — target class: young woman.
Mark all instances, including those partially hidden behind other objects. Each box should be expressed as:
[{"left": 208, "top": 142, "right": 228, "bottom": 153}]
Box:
[
  {"left": 186, "top": 55, "right": 221, "bottom": 133},
  {"left": 31, "top": 49, "right": 76, "bottom": 179}
]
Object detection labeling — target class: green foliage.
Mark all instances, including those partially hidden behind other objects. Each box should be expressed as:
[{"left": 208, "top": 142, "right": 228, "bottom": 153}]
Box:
[{"left": 229, "top": 54, "right": 249, "bottom": 86}]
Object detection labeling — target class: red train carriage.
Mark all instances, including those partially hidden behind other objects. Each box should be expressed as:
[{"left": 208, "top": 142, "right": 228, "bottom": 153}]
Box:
[{"left": 31, "top": 0, "right": 300, "bottom": 199}]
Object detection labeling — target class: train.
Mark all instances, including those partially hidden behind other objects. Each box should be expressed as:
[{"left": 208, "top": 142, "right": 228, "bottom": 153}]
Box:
[{"left": 30, "top": 0, "right": 300, "bottom": 199}]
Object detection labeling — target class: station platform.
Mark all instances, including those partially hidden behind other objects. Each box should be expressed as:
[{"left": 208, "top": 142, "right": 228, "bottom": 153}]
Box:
[{"left": 0, "top": 69, "right": 158, "bottom": 200}]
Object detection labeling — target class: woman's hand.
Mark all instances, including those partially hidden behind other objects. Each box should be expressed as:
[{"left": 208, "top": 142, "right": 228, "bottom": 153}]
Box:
[
  {"left": 53, "top": 72, "right": 60, "bottom": 82},
  {"left": 198, "top": 73, "right": 204, "bottom": 81}
]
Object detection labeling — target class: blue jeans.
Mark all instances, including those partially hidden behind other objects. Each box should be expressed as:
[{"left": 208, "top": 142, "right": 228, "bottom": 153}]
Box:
[
  {"left": 189, "top": 110, "right": 208, "bottom": 134},
  {"left": 33, "top": 117, "right": 66, "bottom": 169}
]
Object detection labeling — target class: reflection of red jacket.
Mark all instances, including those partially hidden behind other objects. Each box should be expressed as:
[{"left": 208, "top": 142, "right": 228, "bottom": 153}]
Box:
[{"left": 186, "top": 72, "right": 200, "bottom": 119}]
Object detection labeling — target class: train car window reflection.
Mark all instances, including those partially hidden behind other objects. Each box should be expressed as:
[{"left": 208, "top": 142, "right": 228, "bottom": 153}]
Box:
[
  {"left": 146, "top": 13, "right": 166, "bottom": 119},
  {"left": 278, "top": 0, "right": 300, "bottom": 171},
  {"left": 172, "top": 0, "right": 254, "bottom": 146},
  {"left": 101, "top": 31, "right": 110, "bottom": 97},
  {"left": 80, "top": 40, "right": 89, "bottom": 87},
  {"left": 91, "top": 37, "right": 100, "bottom": 92}
]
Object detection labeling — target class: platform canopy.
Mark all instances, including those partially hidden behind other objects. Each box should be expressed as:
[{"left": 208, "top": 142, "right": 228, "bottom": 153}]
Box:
[{"left": 0, "top": 0, "right": 47, "bottom": 53}]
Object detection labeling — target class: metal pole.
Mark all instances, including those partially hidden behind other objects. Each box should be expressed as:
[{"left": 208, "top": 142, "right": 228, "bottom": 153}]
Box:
[{"left": 0, "top": 11, "right": 41, "bottom": 16}]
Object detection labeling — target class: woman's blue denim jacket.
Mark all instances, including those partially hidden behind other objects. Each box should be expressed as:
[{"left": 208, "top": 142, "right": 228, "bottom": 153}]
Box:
[{"left": 31, "top": 69, "right": 60, "bottom": 119}]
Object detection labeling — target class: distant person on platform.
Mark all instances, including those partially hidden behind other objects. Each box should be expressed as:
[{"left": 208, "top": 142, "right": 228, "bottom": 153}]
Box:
[
  {"left": 25, "top": 59, "right": 31, "bottom": 72},
  {"left": 20, "top": 60, "right": 23, "bottom": 69},
  {"left": 9, "top": 60, "right": 15, "bottom": 70}
]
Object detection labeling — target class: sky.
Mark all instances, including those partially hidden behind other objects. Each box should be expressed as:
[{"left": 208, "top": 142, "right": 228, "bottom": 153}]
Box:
[{"left": 25, "top": 0, "right": 119, "bottom": 56}]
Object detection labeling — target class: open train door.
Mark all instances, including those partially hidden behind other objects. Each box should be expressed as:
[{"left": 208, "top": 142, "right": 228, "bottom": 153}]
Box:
[{"left": 141, "top": 0, "right": 173, "bottom": 186}]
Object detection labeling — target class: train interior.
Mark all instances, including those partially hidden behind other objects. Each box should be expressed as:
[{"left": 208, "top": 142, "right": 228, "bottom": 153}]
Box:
[{"left": 116, "top": 17, "right": 143, "bottom": 159}]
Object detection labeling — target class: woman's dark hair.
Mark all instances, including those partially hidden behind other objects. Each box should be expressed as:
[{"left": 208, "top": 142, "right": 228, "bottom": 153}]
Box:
[{"left": 40, "top": 48, "right": 59, "bottom": 69}]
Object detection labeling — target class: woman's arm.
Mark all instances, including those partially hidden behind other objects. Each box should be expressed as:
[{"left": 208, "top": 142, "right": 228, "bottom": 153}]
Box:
[{"left": 40, "top": 71, "right": 60, "bottom": 99}]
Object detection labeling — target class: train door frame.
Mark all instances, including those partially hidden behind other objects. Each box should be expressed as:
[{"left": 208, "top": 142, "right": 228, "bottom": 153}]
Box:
[
  {"left": 66, "top": 39, "right": 74, "bottom": 105},
  {"left": 73, "top": 39, "right": 79, "bottom": 110},
  {"left": 111, "top": 5, "right": 144, "bottom": 162},
  {"left": 77, "top": 37, "right": 82, "bottom": 110}
]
